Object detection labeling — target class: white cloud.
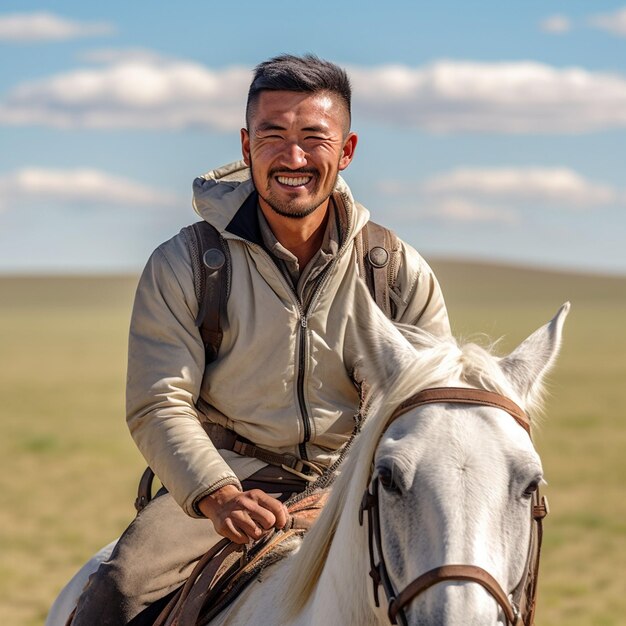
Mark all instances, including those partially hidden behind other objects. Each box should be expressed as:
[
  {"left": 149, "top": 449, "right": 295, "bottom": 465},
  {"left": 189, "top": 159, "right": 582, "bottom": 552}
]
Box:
[
  {"left": 420, "top": 167, "right": 618, "bottom": 208},
  {"left": 420, "top": 198, "right": 518, "bottom": 224},
  {"left": 379, "top": 167, "right": 622, "bottom": 225},
  {"left": 0, "top": 168, "right": 180, "bottom": 211},
  {"left": 349, "top": 61, "right": 626, "bottom": 134},
  {"left": 540, "top": 15, "right": 572, "bottom": 34},
  {"left": 589, "top": 7, "right": 626, "bottom": 36},
  {"left": 0, "top": 56, "right": 250, "bottom": 130},
  {"left": 3, "top": 57, "right": 626, "bottom": 134},
  {"left": 0, "top": 11, "right": 114, "bottom": 42}
]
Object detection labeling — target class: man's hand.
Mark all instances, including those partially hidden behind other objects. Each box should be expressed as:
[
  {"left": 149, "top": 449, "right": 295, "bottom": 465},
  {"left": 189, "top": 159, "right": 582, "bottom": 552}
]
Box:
[{"left": 197, "top": 484, "right": 289, "bottom": 544}]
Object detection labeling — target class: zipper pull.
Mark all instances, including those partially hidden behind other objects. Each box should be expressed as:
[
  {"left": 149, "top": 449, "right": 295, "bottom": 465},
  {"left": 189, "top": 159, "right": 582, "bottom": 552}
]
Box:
[{"left": 300, "top": 315, "right": 308, "bottom": 328}]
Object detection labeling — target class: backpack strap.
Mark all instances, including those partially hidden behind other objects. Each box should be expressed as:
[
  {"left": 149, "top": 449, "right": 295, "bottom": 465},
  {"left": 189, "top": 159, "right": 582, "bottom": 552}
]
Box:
[
  {"left": 182, "top": 221, "right": 231, "bottom": 364},
  {"left": 184, "top": 218, "right": 399, "bottom": 367},
  {"left": 355, "top": 221, "right": 401, "bottom": 319}
]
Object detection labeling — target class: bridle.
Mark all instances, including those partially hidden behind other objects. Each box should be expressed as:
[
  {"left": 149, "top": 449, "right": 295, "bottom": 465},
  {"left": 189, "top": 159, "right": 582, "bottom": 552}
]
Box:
[{"left": 358, "top": 387, "right": 549, "bottom": 626}]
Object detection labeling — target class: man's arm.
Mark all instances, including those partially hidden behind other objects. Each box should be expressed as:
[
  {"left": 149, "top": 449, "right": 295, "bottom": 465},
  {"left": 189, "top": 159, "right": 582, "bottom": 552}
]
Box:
[
  {"left": 127, "top": 237, "right": 241, "bottom": 517},
  {"left": 127, "top": 234, "right": 288, "bottom": 539},
  {"left": 391, "top": 239, "right": 451, "bottom": 336}
]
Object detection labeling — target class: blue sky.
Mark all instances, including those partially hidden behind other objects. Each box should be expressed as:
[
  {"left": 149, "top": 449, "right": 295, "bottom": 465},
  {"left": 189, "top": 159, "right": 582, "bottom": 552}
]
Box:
[{"left": 1, "top": 1, "right": 625, "bottom": 274}]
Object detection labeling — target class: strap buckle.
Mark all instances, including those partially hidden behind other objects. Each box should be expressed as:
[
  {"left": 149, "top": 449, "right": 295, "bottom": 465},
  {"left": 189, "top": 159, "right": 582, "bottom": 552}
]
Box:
[{"left": 280, "top": 455, "right": 325, "bottom": 482}]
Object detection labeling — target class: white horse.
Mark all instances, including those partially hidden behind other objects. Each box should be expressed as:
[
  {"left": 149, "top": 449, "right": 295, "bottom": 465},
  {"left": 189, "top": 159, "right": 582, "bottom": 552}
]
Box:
[{"left": 47, "top": 302, "right": 569, "bottom": 626}]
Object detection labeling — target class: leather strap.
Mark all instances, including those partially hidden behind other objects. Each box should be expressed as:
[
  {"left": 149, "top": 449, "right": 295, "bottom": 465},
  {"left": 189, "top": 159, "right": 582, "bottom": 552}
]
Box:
[
  {"left": 175, "top": 541, "right": 243, "bottom": 626},
  {"left": 390, "top": 387, "right": 531, "bottom": 437},
  {"left": 514, "top": 491, "right": 548, "bottom": 625},
  {"left": 356, "top": 221, "right": 401, "bottom": 320},
  {"left": 134, "top": 421, "right": 321, "bottom": 513},
  {"left": 134, "top": 466, "right": 156, "bottom": 512},
  {"left": 231, "top": 440, "right": 323, "bottom": 478},
  {"left": 184, "top": 221, "right": 230, "bottom": 365},
  {"left": 198, "top": 408, "right": 325, "bottom": 478},
  {"left": 388, "top": 565, "right": 518, "bottom": 624},
  {"left": 366, "top": 222, "right": 392, "bottom": 319},
  {"left": 151, "top": 537, "right": 235, "bottom": 626}
]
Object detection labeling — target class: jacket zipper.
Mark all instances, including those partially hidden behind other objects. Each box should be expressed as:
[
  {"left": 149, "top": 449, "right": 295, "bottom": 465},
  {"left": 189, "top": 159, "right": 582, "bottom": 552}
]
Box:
[
  {"left": 296, "top": 249, "right": 351, "bottom": 459},
  {"left": 233, "top": 204, "right": 353, "bottom": 464},
  {"left": 239, "top": 242, "right": 311, "bottom": 457},
  {"left": 296, "top": 313, "right": 310, "bottom": 459}
]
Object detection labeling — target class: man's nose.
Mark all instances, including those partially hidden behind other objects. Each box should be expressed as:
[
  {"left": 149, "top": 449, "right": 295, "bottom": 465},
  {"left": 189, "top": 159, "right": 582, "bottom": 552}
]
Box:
[{"left": 278, "top": 142, "right": 307, "bottom": 169}]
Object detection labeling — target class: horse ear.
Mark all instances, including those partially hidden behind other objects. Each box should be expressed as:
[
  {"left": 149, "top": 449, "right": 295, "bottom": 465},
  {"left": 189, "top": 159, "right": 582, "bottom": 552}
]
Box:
[{"left": 499, "top": 302, "right": 570, "bottom": 407}]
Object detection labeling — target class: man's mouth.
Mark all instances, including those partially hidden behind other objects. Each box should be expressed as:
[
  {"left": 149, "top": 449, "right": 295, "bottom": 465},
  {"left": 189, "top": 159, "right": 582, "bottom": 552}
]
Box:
[{"left": 275, "top": 174, "right": 313, "bottom": 187}]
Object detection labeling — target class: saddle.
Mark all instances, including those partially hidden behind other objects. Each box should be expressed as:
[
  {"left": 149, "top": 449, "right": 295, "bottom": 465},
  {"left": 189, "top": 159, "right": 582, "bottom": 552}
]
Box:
[{"left": 152, "top": 490, "right": 328, "bottom": 626}]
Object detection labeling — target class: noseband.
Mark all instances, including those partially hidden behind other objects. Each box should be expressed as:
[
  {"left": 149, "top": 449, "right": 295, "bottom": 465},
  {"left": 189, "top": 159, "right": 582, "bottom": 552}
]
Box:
[{"left": 358, "top": 387, "right": 549, "bottom": 626}]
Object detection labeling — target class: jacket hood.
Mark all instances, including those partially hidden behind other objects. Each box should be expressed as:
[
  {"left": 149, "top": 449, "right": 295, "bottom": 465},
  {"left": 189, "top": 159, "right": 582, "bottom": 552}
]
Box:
[{"left": 192, "top": 160, "right": 370, "bottom": 241}]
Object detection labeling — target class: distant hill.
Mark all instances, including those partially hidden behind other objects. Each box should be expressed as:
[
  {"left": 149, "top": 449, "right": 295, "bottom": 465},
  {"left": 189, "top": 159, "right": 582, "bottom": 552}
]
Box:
[
  {"left": 0, "top": 274, "right": 138, "bottom": 312},
  {"left": 1, "top": 260, "right": 624, "bottom": 313},
  {"left": 429, "top": 258, "right": 626, "bottom": 309}
]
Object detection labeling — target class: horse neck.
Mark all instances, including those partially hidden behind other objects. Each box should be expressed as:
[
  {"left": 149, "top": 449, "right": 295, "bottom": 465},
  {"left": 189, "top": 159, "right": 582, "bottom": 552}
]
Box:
[{"left": 305, "top": 491, "right": 383, "bottom": 625}]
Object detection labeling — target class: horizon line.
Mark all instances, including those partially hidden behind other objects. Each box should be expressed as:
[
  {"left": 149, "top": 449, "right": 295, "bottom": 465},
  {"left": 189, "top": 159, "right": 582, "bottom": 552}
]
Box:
[{"left": 1, "top": 255, "right": 625, "bottom": 280}]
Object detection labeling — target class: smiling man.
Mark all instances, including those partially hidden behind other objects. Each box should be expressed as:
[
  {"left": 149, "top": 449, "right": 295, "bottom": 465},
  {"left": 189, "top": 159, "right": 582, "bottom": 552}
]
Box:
[{"left": 71, "top": 54, "right": 450, "bottom": 625}]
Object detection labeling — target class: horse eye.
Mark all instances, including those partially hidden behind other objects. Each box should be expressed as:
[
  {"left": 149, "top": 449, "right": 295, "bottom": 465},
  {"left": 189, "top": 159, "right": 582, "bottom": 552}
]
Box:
[
  {"left": 377, "top": 467, "right": 400, "bottom": 494},
  {"left": 523, "top": 479, "right": 540, "bottom": 499}
]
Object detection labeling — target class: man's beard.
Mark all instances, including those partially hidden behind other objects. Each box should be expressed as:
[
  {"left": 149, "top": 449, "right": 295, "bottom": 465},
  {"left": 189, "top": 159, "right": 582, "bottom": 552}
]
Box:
[
  {"left": 251, "top": 161, "right": 337, "bottom": 220},
  {"left": 263, "top": 189, "right": 331, "bottom": 219}
]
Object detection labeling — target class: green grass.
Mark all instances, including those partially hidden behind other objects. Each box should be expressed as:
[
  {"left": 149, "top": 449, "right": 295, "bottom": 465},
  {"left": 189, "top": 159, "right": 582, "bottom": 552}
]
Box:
[
  {"left": 1, "top": 264, "right": 625, "bottom": 626},
  {"left": 0, "top": 276, "right": 142, "bottom": 626}
]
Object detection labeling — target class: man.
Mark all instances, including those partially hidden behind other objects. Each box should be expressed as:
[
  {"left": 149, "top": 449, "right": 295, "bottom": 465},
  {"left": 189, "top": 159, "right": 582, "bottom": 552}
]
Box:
[{"left": 72, "top": 54, "right": 450, "bottom": 625}]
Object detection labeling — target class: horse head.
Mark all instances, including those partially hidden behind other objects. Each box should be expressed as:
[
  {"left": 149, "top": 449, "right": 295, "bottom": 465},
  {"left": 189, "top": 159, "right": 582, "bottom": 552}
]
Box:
[{"left": 286, "top": 301, "right": 569, "bottom": 626}]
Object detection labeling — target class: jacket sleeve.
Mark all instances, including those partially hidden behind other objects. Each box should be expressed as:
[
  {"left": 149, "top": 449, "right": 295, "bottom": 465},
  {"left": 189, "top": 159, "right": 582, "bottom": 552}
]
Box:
[
  {"left": 391, "top": 239, "right": 451, "bottom": 337},
  {"left": 126, "top": 235, "right": 240, "bottom": 518}
]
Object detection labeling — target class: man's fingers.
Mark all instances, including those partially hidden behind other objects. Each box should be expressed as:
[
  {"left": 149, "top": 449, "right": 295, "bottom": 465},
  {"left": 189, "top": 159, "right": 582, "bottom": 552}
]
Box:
[
  {"left": 242, "top": 500, "right": 278, "bottom": 530},
  {"left": 212, "top": 490, "right": 290, "bottom": 542},
  {"left": 231, "top": 490, "right": 288, "bottom": 530},
  {"left": 251, "top": 491, "right": 289, "bottom": 528},
  {"left": 223, "top": 518, "right": 248, "bottom": 544},
  {"left": 230, "top": 509, "right": 265, "bottom": 538}
]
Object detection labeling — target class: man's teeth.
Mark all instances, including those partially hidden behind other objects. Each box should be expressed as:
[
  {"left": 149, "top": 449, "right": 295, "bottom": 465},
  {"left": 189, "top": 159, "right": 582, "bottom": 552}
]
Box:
[{"left": 276, "top": 175, "right": 311, "bottom": 187}]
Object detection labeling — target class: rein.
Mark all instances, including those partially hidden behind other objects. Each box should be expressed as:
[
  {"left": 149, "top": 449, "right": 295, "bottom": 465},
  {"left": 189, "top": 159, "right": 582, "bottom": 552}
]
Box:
[{"left": 358, "top": 387, "right": 549, "bottom": 626}]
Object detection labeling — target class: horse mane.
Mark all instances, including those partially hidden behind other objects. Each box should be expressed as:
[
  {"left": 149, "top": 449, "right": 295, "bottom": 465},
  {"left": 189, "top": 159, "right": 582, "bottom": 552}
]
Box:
[{"left": 281, "top": 311, "right": 544, "bottom": 621}]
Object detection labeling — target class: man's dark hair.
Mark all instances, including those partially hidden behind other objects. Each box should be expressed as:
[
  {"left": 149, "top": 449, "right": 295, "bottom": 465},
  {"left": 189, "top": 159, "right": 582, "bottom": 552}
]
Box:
[{"left": 246, "top": 54, "right": 352, "bottom": 131}]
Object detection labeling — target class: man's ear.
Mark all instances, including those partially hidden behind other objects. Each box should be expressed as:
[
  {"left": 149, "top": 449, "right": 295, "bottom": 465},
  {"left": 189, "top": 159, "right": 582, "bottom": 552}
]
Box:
[
  {"left": 241, "top": 128, "right": 251, "bottom": 166},
  {"left": 339, "top": 132, "right": 358, "bottom": 171}
]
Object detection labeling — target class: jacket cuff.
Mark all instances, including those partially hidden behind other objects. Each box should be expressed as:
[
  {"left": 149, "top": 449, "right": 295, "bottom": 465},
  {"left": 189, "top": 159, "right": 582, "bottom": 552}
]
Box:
[{"left": 186, "top": 476, "right": 242, "bottom": 518}]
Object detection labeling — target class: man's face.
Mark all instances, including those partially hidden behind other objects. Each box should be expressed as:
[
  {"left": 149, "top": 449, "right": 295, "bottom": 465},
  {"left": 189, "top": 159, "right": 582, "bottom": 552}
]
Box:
[{"left": 241, "top": 90, "right": 357, "bottom": 219}]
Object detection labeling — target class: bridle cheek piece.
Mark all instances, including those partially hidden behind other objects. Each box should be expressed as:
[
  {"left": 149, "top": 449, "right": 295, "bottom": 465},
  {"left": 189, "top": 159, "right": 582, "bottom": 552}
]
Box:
[{"left": 358, "top": 387, "right": 549, "bottom": 626}]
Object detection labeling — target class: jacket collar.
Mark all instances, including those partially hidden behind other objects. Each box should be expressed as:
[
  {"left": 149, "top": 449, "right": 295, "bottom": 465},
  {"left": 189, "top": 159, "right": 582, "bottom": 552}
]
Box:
[{"left": 225, "top": 191, "right": 263, "bottom": 245}]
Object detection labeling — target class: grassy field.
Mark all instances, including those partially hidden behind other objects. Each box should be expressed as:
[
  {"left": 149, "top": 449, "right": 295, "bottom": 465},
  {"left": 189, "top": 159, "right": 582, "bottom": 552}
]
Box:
[{"left": 1, "top": 262, "right": 625, "bottom": 625}]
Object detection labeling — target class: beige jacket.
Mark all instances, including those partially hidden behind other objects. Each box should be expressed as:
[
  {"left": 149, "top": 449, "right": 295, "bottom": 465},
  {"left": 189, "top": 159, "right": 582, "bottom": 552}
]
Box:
[{"left": 126, "top": 161, "right": 450, "bottom": 517}]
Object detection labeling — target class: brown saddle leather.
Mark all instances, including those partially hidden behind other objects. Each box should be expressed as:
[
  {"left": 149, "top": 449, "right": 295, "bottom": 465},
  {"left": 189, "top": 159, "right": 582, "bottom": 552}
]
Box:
[{"left": 153, "top": 491, "right": 328, "bottom": 626}]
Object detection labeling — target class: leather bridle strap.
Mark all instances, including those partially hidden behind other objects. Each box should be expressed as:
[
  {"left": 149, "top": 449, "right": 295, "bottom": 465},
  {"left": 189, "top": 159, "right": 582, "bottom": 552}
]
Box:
[
  {"left": 390, "top": 387, "right": 530, "bottom": 437},
  {"left": 388, "top": 565, "right": 518, "bottom": 625}
]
